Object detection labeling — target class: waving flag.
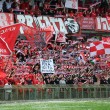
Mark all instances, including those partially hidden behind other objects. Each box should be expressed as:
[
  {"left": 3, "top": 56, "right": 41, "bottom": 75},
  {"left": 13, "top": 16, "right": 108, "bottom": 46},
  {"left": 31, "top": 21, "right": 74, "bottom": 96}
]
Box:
[
  {"left": 65, "top": 0, "right": 78, "bottom": 9},
  {"left": 90, "top": 41, "right": 110, "bottom": 57},
  {"left": 0, "top": 24, "right": 21, "bottom": 56},
  {"left": 40, "top": 26, "right": 54, "bottom": 44}
]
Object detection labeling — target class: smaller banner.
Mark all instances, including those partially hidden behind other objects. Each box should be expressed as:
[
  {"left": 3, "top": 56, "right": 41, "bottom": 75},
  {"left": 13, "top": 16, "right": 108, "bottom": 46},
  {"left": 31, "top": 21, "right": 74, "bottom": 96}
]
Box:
[
  {"left": 40, "top": 59, "right": 55, "bottom": 73},
  {"left": 65, "top": 0, "right": 78, "bottom": 9},
  {"left": 81, "top": 17, "right": 95, "bottom": 30}
]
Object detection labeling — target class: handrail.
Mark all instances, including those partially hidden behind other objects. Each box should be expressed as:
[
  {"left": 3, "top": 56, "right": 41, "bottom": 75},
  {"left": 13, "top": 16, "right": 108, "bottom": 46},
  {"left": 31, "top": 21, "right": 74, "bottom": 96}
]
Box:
[{"left": 0, "top": 84, "right": 110, "bottom": 100}]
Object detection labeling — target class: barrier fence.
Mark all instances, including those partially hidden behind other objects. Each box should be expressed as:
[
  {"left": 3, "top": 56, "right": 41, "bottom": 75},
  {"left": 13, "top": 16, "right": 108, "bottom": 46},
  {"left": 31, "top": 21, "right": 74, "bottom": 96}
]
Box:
[{"left": 0, "top": 84, "right": 110, "bottom": 100}]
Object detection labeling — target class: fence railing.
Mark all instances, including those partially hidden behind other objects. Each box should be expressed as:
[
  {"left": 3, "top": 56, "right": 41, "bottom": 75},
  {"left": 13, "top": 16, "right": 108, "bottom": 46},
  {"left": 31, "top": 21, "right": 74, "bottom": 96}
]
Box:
[{"left": 0, "top": 84, "right": 110, "bottom": 100}]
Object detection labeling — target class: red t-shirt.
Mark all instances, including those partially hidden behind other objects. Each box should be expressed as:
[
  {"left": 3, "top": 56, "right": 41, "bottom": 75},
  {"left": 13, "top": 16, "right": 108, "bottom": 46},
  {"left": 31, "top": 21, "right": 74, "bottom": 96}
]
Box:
[
  {"left": 69, "top": 12, "right": 74, "bottom": 18},
  {"left": 77, "top": 12, "right": 83, "bottom": 18},
  {"left": 33, "top": 79, "right": 39, "bottom": 84},
  {"left": 20, "top": 2, "right": 29, "bottom": 10},
  {"left": 91, "top": 12, "right": 97, "bottom": 17}
]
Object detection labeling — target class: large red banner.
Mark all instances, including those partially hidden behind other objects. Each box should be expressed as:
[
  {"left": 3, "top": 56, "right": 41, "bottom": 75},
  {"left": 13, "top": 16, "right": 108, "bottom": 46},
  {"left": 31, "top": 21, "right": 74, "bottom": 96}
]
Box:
[
  {"left": 1, "top": 13, "right": 109, "bottom": 33},
  {"left": 0, "top": 24, "right": 21, "bottom": 56},
  {"left": 0, "top": 13, "right": 14, "bottom": 29}
]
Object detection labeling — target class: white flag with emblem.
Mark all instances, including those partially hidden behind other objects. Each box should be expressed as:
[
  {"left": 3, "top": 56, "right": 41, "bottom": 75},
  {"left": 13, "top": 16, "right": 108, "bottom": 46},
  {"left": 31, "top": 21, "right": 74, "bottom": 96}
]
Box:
[{"left": 65, "top": 0, "right": 78, "bottom": 9}]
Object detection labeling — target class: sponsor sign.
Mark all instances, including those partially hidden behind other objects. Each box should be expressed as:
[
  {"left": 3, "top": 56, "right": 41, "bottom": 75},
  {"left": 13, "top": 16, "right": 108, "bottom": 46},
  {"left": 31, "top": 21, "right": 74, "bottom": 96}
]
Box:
[
  {"left": 40, "top": 59, "right": 55, "bottom": 73},
  {"left": 16, "top": 15, "right": 80, "bottom": 34},
  {"left": 0, "top": 13, "right": 14, "bottom": 28}
]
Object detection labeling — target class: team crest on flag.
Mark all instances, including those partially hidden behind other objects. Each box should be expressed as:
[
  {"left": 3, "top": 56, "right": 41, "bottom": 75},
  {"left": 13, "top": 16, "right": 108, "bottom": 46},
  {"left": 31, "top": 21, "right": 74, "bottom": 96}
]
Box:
[
  {"left": 64, "top": 18, "right": 80, "bottom": 34},
  {"left": 65, "top": 0, "right": 78, "bottom": 9}
]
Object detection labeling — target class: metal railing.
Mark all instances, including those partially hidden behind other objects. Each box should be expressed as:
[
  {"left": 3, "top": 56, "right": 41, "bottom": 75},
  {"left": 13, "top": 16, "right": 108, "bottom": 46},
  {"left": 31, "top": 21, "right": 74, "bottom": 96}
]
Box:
[{"left": 0, "top": 84, "right": 110, "bottom": 100}]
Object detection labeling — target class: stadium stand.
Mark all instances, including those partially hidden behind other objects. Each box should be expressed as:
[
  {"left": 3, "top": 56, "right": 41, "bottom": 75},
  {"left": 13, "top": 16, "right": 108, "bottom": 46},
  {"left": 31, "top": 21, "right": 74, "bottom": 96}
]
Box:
[{"left": 0, "top": 0, "right": 110, "bottom": 89}]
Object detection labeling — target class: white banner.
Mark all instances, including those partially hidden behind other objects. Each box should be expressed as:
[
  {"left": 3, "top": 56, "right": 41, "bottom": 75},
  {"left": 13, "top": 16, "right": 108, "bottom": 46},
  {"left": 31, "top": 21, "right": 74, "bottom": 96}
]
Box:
[
  {"left": 16, "top": 15, "right": 80, "bottom": 34},
  {"left": 40, "top": 59, "right": 55, "bottom": 73},
  {"left": 65, "top": 0, "right": 78, "bottom": 9}
]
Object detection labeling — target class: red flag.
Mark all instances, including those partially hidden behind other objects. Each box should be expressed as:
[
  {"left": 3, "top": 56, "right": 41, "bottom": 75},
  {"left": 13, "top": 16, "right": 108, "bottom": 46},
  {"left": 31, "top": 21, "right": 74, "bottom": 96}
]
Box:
[
  {"left": 0, "top": 23, "right": 21, "bottom": 56},
  {"left": 21, "top": 24, "right": 37, "bottom": 37},
  {"left": 90, "top": 41, "right": 110, "bottom": 57},
  {"left": 41, "top": 26, "right": 54, "bottom": 44},
  {"left": 55, "top": 32, "right": 66, "bottom": 42}
]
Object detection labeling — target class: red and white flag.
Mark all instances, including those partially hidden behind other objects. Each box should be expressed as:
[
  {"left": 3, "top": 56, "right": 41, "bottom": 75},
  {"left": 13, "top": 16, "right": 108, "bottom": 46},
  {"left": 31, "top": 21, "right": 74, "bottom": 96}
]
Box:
[
  {"left": 55, "top": 32, "right": 66, "bottom": 43},
  {"left": 0, "top": 24, "right": 21, "bottom": 56},
  {"left": 102, "top": 37, "right": 110, "bottom": 43},
  {"left": 65, "top": 0, "right": 78, "bottom": 9},
  {"left": 90, "top": 41, "right": 110, "bottom": 57}
]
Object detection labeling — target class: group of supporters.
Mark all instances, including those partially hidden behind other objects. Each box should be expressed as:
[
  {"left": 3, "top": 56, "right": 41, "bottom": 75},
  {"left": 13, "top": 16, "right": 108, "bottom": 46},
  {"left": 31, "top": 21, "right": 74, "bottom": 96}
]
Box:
[
  {"left": 0, "top": 0, "right": 110, "bottom": 18},
  {"left": 0, "top": 0, "right": 110, "bottom": 87},
  {"left": 0, "top": 37, "right": 110, "bottom": 86}
]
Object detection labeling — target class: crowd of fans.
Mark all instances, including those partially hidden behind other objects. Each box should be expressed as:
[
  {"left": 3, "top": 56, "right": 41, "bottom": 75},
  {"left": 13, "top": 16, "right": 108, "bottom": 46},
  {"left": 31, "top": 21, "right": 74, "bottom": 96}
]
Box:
[
  {"left": 0, "top": 36, "right": 110, "bottom": 86},
  {"left": 0, "top": 0, "right": 110, "bottom": 87},
  {"left": 0, "top": 0, "right": 110, "bottom": 17}
]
